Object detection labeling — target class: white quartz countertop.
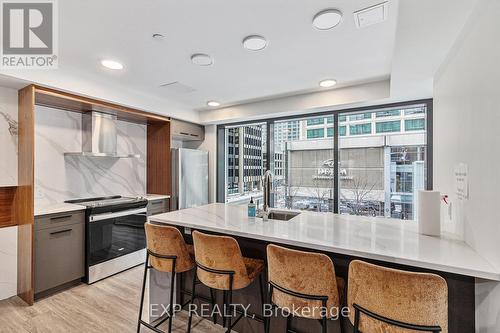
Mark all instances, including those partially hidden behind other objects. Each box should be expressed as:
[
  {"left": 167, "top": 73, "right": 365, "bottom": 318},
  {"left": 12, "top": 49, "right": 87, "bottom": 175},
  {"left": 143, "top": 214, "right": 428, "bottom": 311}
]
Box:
[
  {"left": 34, "top": 194, "right": 169, "bottom": 216},
  {"left": 144, "top": 194, "right": 170, "bottom": 201},
  {"left": 149, "top": 203, "right": 500, "bottom": 281},
  {"left": 35, "top": 203, "right": 85, "bottom": 217}
]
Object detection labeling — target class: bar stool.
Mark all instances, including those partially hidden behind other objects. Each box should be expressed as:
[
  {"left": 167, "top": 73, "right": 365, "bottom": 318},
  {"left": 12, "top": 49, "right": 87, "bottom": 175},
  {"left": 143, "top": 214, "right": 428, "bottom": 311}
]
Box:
[
  {"left": 347, "top": 260, "right": 448, "bottom": 333},
  {"left": 188, "top": 231, "right": 266, "bottom": 333},
  {"left": 137, "top": 222, "right": 196, "bottom": 333},
  {"left": 266, "top": 244, "right": 345, "bottom": 333}
]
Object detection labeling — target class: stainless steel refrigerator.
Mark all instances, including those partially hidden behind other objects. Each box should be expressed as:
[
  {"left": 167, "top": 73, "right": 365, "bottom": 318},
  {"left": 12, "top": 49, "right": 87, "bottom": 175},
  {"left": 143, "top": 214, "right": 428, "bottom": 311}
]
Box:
[{"left": 171, "top": 148, "right": 209, "bottom": 210}]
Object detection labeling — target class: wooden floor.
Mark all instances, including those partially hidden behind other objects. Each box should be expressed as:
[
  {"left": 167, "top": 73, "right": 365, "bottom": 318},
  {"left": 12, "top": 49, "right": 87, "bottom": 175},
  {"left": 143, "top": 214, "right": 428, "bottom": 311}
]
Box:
[{"left": 0, "top": 266, "right": 226, "bottom": 333}]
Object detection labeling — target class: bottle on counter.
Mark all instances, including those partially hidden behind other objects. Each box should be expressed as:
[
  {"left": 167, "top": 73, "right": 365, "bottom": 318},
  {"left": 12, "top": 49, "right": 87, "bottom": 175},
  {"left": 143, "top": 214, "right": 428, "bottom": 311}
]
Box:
[{"left": 248, "top": 197, "right": 256, "bottom": 218}]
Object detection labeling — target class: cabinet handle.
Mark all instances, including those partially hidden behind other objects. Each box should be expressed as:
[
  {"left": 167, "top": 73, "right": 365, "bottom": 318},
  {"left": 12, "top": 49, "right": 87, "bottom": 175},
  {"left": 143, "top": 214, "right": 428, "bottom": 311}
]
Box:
[
  {"left": 50, "top": 215, "right": 72, "bottom": 221},
  {"left": 50, "top": 229, "right": 72, "bottom": 236},
  {"left": 180, "top": 132, "right": 190, "bottom": 136},
  {"left": 151, "top": 201, "right": 163, "bottom": 205}
]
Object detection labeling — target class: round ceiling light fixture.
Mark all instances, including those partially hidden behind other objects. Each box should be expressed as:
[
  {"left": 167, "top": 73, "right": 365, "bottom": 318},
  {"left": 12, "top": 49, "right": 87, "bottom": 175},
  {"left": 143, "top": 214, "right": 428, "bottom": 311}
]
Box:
[
  {"left": 191, "top": 53, "right": 213, "bottom": 66},
  {"left": 312, "top": 9, "right": 343, "bottom": 30},
  {"left": 101, "top": 59, "right": 124, "bottom": 70},
  {"left": 319, "top": 79, "right": 337, "bottom": 88},
  {"left": 242, "top": 35, "right": 267, "bottom": 51},
  {"left": 207, "top": 101, "right": 221, "bottom": 107}
]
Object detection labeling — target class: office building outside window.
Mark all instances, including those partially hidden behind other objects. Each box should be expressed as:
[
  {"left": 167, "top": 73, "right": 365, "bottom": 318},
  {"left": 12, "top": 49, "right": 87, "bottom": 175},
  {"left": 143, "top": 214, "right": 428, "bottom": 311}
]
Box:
[{"left": 220, "top": 102, "right": 429, "bottom": 220}]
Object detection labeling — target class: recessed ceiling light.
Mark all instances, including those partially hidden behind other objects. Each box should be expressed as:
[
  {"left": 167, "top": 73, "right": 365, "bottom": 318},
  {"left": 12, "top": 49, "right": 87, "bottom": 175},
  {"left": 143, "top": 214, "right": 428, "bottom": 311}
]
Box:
[
  {"left": 242, "top": 35, "right": 267, "bottom": 51},
  {"left": 152, "top": 33, "right": 165, "bottom": 40},
  {"left": 312, "top": 9, "right": 343, "bottom": 30},
  {"left": 101, "top": 59, "right": 123, "bottom": 70},
  {"left": 191, "top": 53, "right": 213, "bottom": 66},
  {"left": 319, "top": 79, "right": 337, "bottom": 88},
  {"left": 207, "top": 101, "right": 220, "bottom": 107}
]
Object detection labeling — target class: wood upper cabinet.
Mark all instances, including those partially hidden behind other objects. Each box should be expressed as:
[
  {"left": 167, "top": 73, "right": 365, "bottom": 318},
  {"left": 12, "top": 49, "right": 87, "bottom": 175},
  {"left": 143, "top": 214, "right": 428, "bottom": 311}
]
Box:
[{"left": 171, "top": 119, "right": 204, "bottom": 141}]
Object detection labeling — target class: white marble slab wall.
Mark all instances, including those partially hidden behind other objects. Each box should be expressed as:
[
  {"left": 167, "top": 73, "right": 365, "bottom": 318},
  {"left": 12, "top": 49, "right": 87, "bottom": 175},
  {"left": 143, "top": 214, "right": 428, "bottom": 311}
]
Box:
[
  {"left": 35, "top": 105, "right": 146, "bottom": 206},
  {"left": 0, "top": 86, "right": 18, "bottom": 186},
  {"left": 0, "top": 226, "right": 17, "bottom": 300}
]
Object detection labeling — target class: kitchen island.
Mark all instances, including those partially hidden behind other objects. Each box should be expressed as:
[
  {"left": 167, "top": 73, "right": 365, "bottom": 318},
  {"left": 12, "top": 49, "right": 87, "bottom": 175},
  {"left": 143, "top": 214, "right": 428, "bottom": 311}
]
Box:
[{"left": 148, "top": 203, "right": 499, "bottom": 332}]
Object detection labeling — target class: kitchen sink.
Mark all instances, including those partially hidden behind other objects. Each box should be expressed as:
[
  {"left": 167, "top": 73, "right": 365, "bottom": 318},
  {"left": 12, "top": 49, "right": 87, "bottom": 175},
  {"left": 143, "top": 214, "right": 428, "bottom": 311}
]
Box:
[{"left": 266, "top": 210, "right": 301, "bottom": 221}]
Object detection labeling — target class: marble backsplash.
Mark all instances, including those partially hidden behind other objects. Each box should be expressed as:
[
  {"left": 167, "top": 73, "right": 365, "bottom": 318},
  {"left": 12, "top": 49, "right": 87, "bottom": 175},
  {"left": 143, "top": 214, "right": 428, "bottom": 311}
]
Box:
[
  {"left": 35, "top": 105, "right": 146, "bottom": 206},
  {"left": 0, "top": 86, "right": 18, "bottom": 187}
]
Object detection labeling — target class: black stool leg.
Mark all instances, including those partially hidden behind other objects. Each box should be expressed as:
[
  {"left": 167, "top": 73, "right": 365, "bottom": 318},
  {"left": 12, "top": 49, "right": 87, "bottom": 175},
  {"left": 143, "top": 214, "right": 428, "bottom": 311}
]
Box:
[
  {"left": 137, "top": 253, "right": 150, "bottom": 333},
  {"left": 222, "top": 290, "right": 227, "bottom": 328},
  {"left": 210, "top": 288, "right": 217, "bottom": 324},
  {"left": 321, "top": 299, "right": 327, "bottom": 333},
  {"left": 187, "top": 271, "right": 197, "bottom": 333},
  {"left": 286, "top": 314, "right": 292, "bottom": 333},
  {"left": 226, "top": 286, "right": 233, "bottom": 333},
  {"left": 265, "top": 284, "right": 274, "bottom": 333},
  {"left": 167, "top": 265, "right": 176, "bottom": 333},
  {"left": 258, "top": 274, "right": 267, "bottom": 332}
]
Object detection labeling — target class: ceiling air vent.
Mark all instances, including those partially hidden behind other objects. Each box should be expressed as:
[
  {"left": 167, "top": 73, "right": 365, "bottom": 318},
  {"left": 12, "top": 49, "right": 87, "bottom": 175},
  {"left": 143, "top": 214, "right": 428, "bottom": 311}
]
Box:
[
  {"left": 159, "top": 81, "right": 196, "bottom": 94},
  {"left": 354, "top": 1, "right": 388, "bottom": 28}
]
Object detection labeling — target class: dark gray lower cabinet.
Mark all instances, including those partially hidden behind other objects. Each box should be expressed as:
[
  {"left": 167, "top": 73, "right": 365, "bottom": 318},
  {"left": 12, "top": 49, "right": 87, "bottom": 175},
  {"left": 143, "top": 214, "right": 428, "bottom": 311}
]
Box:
[
  {"left": 35, "top": 211, "right": 85, "bottom": 296},
  {"left": 147, "top": 198, "right": 169, "bottom": 216}
]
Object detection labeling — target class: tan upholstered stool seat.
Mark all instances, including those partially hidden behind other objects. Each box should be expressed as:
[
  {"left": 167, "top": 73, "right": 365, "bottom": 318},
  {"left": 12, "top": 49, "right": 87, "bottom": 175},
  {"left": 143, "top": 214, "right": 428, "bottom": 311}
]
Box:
[
  {"left": 335, "top": 276, "right": 345, "bottom": 305},
  {"left": 138, "top": 223, "right": 197, "bottom": 333},
  {"left": 186, "top": 244, "right": 195, "bottom": 257},
  {"left": 243, "top": 257, "right": 265, "bottom": 281},
  {"left": 267, "top": 244, "right": 344, "bottom": 321},
  {"left": 189, "top": 231, "right": 267, "bottom": 333},
  {"left": 192, "top": 231, "right": 265, "bottom": 290},
  {"left": 348, "top": 260, "right": 448, "bottom": 333}
]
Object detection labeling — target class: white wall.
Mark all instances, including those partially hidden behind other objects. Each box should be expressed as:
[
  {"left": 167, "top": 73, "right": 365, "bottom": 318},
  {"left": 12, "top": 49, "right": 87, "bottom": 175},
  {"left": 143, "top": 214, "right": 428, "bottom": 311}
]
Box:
[
  {"left": 433, "top": 0, "right": 500, "bottom": 331},
  {"left": 0, "top": 226, "right": 17, "bottom": 300},
  {"left": 0, "top": 86, "right": 18, "bottom": 186},
  {"left": 0, "top": 86, "right": 18, "bottom": 301}
]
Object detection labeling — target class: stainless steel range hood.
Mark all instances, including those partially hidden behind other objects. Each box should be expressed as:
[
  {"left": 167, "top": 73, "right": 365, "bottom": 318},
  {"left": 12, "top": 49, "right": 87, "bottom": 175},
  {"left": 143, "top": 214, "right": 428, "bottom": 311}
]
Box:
[{"left": 64, "top": 112, "right": 140, "bottom": 158}]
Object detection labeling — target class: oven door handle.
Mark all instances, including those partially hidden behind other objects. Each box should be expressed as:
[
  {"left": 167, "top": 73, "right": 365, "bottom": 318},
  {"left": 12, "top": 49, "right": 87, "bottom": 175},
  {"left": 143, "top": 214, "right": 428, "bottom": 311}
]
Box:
[{"left": 89, "top": 208, "right": 147, "bottom": 222}]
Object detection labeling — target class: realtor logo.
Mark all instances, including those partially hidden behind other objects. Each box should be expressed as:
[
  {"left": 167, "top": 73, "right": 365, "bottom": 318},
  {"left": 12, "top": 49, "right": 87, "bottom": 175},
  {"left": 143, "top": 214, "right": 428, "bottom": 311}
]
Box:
[{"left": 1, "top": 0, "right": 58, "bottom": 68}]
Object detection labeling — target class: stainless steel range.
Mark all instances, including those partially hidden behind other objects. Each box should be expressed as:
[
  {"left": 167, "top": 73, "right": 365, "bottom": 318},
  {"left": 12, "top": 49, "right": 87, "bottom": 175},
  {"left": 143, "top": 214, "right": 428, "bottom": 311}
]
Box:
[{"left": 65, "top": 196, "right": 148, "bottom": 284}]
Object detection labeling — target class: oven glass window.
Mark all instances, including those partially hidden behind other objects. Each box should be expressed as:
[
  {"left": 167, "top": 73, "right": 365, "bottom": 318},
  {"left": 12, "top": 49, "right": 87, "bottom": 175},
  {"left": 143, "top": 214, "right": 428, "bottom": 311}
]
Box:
[{"left": 88, "top": 212, "right": 146, "bottom": 266}]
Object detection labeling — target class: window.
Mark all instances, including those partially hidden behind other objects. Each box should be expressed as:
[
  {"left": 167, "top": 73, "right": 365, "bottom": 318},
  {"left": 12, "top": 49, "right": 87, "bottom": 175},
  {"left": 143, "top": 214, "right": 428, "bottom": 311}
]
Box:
[
  {"left": 350, "top": 123, "right": 372, "bottom": 135},
  {"left": 307, "top": 117, "right": 324, "bottom": 126},
  {"left": 339, "top": 105, "right": 427, "bottom": 221},
  {"left": 307, "top": 128, "right": 325, "bottom": 138},
  {"left": 218, "top": 102, "right": 430, "bottom": 221},
  {"left": 339, "top": 126, "right": 346, "bottom": 136},
  {"left": 405, "top": 118, "right": 425, "bottom": 131},
  {"left": 350, "top": 113, "right": 372, "bottom": 121},
  {"left": 376, "top": 121, "right": 401, "bottom": 133},
  {"left": 404, "top": 107, "right": 425, "bottom": 115},
  {"left": 376, "top": 110, "right": 400, "bottom": 118},
  {"left": 224, "top": 123, "right": 266, "bottom": 203},
  {"left": 273, "top": 116, "right": 335, "bottom": 212}
]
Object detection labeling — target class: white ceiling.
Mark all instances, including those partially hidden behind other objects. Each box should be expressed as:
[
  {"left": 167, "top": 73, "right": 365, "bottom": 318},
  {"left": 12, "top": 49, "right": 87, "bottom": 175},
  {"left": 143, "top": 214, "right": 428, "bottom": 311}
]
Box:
[
  {"left": 58, "top": 0, "right": 397, "bottom": 110},
  {"left": 0, "top": 0, "right": 480, "bottom": 123}
]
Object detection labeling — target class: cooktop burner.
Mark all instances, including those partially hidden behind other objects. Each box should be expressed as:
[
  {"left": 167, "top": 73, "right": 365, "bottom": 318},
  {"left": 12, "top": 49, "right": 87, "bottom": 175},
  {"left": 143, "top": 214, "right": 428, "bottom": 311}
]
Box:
[{"left": 65, "top": 195, "right": 147, "bottom": 208}]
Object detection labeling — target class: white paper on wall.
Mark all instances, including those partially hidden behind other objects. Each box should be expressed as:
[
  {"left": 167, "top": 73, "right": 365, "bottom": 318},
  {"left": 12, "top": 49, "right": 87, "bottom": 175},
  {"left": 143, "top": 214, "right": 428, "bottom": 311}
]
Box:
[{"left": 454, "top": 163, "right": 469, "bottom": 200}]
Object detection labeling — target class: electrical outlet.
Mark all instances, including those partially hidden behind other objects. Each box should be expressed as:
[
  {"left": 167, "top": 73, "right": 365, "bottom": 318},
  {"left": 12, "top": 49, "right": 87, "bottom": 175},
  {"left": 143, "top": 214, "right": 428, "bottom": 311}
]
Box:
[{"left": 184, "top": 227, "right": 192, "bottom": 235}]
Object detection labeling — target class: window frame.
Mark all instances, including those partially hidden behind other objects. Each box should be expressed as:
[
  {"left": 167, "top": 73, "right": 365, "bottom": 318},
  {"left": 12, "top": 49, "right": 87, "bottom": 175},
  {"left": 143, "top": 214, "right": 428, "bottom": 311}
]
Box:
[{"left": 216, "top": 99, "right": 433, "bottom": 210}]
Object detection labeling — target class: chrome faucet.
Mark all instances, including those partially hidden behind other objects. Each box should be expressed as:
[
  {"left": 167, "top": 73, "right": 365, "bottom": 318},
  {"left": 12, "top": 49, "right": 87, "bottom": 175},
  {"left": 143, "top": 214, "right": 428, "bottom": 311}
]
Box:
[{"left": 262, "top": 170, "right": 274, "bottom": 213}]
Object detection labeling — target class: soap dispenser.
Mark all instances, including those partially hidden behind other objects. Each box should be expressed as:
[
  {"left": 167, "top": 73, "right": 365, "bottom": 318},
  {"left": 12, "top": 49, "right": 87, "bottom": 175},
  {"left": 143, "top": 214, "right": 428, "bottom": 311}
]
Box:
[{"left": 248, "top": 197, "right": 256, "bottom": 217}]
